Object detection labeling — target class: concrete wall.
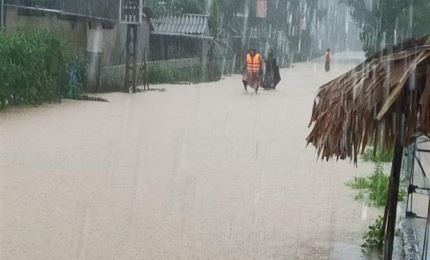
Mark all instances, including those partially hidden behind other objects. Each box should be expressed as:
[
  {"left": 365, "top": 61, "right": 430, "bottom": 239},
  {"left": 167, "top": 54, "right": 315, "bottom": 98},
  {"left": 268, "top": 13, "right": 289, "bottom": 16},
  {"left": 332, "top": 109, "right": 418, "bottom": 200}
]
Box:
[
  {"left": 99, "top": 58, "right": 200, "bottom": 92},
  {"left": 4, "top": 6, "right": 87, "bottom": 50},
  {"left": 4, "top": 6, "right": 152, "bottom": 92},
  {"left": 4, "top": 6, "right": 151, "bottom": 66}
]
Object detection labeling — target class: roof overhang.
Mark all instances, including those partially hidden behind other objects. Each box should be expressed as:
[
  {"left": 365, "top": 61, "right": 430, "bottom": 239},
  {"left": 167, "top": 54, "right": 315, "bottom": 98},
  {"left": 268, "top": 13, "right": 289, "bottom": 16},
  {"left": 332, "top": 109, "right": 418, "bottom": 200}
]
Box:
[
  {"left": 150, "top": 32, "right": 213, "bottom": 40},
  {"left": 5, "top": 4, "right": 116, "bottom": 23}
]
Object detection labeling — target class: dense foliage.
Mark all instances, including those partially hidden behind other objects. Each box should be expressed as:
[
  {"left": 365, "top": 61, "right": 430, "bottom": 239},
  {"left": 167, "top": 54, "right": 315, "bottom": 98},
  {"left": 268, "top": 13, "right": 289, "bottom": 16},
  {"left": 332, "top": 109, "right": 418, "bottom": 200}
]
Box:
[
  {"left": 347, "top": 162, "right": 406, "bottom": 207},
  {"left": 343, "top": 0, "right": 430, "bottom": 56},
  {"left": 346, "top": 160, "right": 405, "bottom": 256},
  {"left": 0, "top": 30, "right": 86, "bottom": 109}
]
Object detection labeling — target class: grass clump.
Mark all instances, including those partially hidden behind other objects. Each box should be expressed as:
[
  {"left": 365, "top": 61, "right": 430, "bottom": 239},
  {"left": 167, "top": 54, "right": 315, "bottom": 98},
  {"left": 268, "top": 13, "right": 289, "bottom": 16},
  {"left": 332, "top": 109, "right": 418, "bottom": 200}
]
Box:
[
  {"left": 346, "top": 159, "right": 407, "bottom": 257},
  {"left": 148, "top": 65, "right": 202, "bottom": 84},
  {"left": 346, "top": 162, "right": 406, "bottom": 207},
  {"left": 361, "top": 146, "right": 393, "bottom": 163}
]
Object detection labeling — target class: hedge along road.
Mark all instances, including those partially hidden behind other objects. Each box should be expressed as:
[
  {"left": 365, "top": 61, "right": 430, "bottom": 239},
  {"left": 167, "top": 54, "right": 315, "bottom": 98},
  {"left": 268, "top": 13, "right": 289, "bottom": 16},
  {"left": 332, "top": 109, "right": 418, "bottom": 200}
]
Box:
[{"left": 0, "top": 53, "right": 377, "bottom": 260}]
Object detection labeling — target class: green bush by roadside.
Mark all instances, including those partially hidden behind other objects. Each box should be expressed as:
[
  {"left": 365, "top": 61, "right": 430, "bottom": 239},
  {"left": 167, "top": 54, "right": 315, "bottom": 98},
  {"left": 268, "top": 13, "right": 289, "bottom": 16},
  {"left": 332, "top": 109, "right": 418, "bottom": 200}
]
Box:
[
  {"left": 346, "top": 162, "right": 406, "bottom": 207},
  {"left": 148, "top": 65, "right": 201, "bottom": 84},
  {"left": 147, "top": 60, "right": 222, "bottom": 85},
  {"left": 0, "top": 30, "right": 86, "bottom": 109}
]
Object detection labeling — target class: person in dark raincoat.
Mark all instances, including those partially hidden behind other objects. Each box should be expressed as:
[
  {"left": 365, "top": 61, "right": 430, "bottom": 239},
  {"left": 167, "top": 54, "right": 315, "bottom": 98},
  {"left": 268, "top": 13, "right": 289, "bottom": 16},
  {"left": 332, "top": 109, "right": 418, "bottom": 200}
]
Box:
[
  {"left": 262, "top": 51, "right": 281, "bottom": 89},
  {"left": 242, "top": 49, "right": 250, "bottom": 90}
]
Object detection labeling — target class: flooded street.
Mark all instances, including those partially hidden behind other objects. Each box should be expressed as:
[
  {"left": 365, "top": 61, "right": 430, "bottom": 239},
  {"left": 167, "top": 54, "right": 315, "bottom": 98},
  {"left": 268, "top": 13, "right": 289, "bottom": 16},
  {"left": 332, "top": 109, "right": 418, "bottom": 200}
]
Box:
[{"left": 1, "top": 55, "right": 377, "bottom": 260}]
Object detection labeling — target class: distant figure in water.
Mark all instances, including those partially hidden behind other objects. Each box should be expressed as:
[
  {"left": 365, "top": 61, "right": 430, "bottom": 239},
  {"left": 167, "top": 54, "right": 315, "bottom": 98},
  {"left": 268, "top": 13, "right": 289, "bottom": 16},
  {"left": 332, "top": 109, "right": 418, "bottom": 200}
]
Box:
[
  {"left": 243, "top": 48, "right": 264, "bottom": 93},
  {"left": 242, "top": 49, "right": 250, "bottom": 90},
  {"left": 262, "top": 51, "right": 281, "bottom": 90},
  {"left": 325, "top": 48, "right": 331, "bottom": 72}
]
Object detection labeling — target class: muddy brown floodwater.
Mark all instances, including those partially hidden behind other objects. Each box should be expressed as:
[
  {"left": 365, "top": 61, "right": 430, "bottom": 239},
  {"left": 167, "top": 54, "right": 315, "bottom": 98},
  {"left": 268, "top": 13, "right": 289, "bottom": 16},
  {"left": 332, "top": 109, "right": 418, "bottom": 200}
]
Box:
[{"left": 1, "top": 54, "right": 380, "bottom": 260}]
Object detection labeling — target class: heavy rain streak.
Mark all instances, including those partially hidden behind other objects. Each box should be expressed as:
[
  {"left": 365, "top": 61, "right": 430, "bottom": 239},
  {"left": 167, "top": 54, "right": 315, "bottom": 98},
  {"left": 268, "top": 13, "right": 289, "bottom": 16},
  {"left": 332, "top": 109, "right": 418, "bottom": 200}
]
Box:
[{"left": 1, "top": 0, "right": 430, "bottom": 259}]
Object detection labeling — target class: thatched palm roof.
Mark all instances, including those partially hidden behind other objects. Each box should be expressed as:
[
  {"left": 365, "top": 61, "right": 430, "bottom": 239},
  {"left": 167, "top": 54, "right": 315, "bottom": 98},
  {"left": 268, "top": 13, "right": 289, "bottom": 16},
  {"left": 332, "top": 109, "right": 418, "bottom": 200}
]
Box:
[{"left": 307, "top": 37, "right": 430, "bottom": 162}]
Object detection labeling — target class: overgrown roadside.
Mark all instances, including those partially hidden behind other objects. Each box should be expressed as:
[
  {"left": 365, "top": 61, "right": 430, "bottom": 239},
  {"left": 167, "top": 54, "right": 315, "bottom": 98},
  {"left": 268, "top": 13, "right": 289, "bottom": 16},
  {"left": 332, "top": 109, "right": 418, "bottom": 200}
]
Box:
[
  {"left": 0, "top": 29, "right": 106, "bottom": 110},
  {"left": 346, "top": 147, "right": 406, "bottom": 258}
]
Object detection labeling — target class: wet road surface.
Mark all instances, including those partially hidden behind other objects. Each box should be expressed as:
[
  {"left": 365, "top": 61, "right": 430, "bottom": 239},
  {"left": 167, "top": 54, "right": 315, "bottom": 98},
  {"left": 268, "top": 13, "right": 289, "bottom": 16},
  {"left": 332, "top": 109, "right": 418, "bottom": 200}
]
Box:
[{"left": 1, "top": 54, "right": 378, "bottom": 259}]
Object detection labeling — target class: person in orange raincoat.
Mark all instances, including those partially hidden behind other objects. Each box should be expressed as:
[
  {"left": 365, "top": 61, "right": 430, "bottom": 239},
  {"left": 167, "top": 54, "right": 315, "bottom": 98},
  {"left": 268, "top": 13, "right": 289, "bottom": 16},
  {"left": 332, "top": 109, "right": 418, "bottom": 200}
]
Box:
[{"left": 243, "top": 48, "right": 264, "bottom": 93}]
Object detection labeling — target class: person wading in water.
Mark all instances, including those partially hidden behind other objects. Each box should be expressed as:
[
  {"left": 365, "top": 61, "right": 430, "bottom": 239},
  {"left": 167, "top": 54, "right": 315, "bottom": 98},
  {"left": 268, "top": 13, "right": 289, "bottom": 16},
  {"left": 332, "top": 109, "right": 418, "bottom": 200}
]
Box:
[
  {"left": 243, "top": 48, "right": 264, "bottom": 93},
  {"left": 242, "top": 49, "right": 250, "bottom": 90},
  {"left": 262, "top": 51, "right": 281, "bottom": 90},
  {"left": 325, "top": 48, "right": 332, "bottom": 72}
]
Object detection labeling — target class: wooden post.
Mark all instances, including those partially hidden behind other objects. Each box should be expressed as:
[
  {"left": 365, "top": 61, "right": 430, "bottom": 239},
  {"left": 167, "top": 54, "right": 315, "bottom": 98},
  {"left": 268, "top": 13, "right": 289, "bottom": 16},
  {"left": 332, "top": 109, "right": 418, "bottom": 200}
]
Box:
[
  {"left": 143, "top": 51, "right": 149, "bottom": 91},
  {"left": 124, "top": 24, "right": 138, "bottom": 93},
  {"left": 131, "top": 24, "right": 138, "bottom": 93},
  {"left": 383, "top": 136, "right": 404, "bottom": 260},
  {"left": 124, "top": 25, "right": 131, "bottom": 93},
  {"left": 201, "top": 39, "right": 210, "bottom": 82}
]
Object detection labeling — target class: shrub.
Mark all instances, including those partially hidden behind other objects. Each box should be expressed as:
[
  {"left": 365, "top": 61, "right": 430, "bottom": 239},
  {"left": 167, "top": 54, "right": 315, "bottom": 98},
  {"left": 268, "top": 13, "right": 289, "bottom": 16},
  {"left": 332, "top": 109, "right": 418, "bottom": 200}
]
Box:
[
  {"left": 0, "top": 30, "right": 85, "bottom": 109},
  {"left": 361, "top": 146, "right": 393, "bottom": 163},
  {"left": 148, "top": 65, "right": 202, "bottom": 84},
  {"left": 147, "top": 60, "right": 223, "bottom": 84},
  {"left": 346, "top": 162, "right": 406, "bottom": 207},
  {"left": 362, "top": 216, "right": 384, "bottom": 256}
]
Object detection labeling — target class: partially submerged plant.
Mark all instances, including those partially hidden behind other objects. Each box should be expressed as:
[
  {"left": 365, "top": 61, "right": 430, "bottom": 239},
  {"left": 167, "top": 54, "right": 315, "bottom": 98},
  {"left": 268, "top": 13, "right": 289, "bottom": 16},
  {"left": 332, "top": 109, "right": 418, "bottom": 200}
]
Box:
[
  {"left": 347, "top": 162, "right": 396, "bottom": 207},
  {"left": 347, "top": 160, "right": 407, "bottom": 258},
  {"left": 362, "top": 216, "right": 384, "bottom": 256}
]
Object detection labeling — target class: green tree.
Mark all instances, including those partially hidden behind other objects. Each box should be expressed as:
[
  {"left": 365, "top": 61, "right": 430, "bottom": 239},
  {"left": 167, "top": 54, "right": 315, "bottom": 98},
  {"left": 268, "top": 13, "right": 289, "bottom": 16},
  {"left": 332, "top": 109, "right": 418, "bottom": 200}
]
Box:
[{"left": 343, "top": 0, "right": 430, "bottom": 56}]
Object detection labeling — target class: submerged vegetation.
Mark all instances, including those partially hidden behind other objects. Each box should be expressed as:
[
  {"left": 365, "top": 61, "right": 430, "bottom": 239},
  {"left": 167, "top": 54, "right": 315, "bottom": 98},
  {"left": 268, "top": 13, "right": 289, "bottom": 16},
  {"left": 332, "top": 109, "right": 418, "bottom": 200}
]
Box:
[
  {"left": 346, "top": 155, "right": 406, "bottom": 256},
  {"left": 361, "top": 215, "right": 384, "bottom": 256},
  {"left": 346, "top": 162, "right": 387, "bottom": 256},
  {"left": 346, "top": 162, "right": 406, "bottom": 207},
  {"left": 0, "top": 30, "right": 86, "bottom": 109}
]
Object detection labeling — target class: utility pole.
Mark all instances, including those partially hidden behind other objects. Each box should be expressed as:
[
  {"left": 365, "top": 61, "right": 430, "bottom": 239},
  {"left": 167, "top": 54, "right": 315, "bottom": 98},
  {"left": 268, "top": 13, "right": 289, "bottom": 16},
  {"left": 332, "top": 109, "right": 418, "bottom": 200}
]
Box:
[
  {"left": 124, "top": 24, "right": 138, "bottom": 93},
  {"left": 119, "top": 0, "right": 143, "bottom": 93}
]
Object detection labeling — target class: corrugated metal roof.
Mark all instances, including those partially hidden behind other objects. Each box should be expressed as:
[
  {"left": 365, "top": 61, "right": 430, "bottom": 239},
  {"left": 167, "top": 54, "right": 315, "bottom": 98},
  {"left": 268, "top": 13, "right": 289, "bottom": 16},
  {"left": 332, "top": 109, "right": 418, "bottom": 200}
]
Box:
[
  {"left": 4, "top": 0, "right": 118, "bottom": 21},
  {"left": 151, "top": 14, "right": 211, "bottom": 39}
]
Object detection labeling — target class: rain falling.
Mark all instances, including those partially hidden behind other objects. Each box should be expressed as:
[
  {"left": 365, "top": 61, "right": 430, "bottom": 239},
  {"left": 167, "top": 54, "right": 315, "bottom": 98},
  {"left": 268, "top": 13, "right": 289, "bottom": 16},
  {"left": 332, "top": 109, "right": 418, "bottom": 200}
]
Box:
[{"left": 0, "top": 0, "right": 430, "bottom": 259}]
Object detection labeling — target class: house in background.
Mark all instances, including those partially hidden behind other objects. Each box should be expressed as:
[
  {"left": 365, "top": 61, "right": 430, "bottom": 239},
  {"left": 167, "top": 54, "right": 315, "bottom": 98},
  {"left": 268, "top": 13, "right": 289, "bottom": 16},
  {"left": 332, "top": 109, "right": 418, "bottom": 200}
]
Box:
[
  {"left": 2, "top": 0, "right": 153, "bottom": 91},
  {"left": 1, "top": 1, "right": 220, "bottom": 90},
  {"left": 150, "top": 13, "right": 215, "bottom": 81},
  {"left": 150, "top": 14, "right": 212, "bottom": 60}
]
